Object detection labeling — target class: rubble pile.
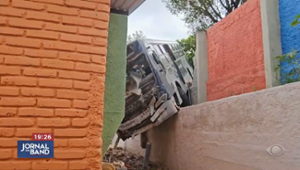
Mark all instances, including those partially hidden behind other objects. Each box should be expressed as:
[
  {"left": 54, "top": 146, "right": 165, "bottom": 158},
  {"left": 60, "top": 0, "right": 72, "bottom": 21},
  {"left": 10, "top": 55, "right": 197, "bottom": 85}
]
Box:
[{"left": 103, "top": 147, "right": 169, "bottom": 170}]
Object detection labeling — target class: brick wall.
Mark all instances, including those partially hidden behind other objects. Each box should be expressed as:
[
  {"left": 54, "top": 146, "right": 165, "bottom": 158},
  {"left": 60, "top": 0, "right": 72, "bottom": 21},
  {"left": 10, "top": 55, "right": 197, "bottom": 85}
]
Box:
[
  {"left": 0, "top": 0, "right": 110, "bottom": 169},
  {"left": 206, "top": 0, "right": 266, "bottom": 101}
]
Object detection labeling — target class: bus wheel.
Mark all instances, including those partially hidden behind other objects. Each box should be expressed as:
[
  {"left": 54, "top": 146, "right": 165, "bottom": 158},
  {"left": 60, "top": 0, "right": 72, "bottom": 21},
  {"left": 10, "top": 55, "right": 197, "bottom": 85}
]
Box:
[
  {"left": 140, "top": 132, "right": 148, "bottom": 149},
  {"left": 177, "top": 87, "right": 190, "bottom": 107}
]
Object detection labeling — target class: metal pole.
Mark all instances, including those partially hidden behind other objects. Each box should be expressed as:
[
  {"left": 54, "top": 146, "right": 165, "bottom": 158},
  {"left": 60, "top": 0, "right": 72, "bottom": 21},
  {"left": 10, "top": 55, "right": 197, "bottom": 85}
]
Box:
[
  {"left": 113, "top": 135, "right": 120, "bottom": 150},
  {"left": 142, "top": 142, "right": 152, "bottom": 170}
]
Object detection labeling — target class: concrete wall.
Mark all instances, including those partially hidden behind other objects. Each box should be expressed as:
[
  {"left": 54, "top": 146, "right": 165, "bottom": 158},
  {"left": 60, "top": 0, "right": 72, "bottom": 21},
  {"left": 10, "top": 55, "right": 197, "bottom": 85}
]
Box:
[
  {"left": 103, "top": 13, "right": 127, "bottom": 153},
  {"left": 0, "top": 0, "right": 110, "bottom": 169},
  {"left": 137, "top": 82, "right": 300, "bottom": 170},
  {"left": 206, "top": 0, "right": 266, "bottom": 101},
  {"left": 279, "top": 0, "right": 300, "bottom": 83}
]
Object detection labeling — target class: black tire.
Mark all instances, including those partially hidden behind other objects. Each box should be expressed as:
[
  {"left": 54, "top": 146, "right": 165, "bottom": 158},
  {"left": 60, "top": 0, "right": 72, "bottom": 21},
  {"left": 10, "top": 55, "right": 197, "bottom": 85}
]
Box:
[
  {"left": 177, "top": 87, "right": 190, "bottom": 107},
  {"left": 140, "top": 132, "right": 148, "bottom": 149}
]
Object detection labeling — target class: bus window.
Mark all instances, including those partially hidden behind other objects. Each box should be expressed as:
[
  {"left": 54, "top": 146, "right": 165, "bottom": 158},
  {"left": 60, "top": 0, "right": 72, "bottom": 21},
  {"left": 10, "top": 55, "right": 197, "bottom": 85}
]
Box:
[
  {"left": 153, "top": 45, "right": 163, "bottom": 55},
  {"left": 127, "top": 45, "right": 134, "bottom": 56},
  {"left": 159, "top": 45, "right": 167, "bottom": 54}
]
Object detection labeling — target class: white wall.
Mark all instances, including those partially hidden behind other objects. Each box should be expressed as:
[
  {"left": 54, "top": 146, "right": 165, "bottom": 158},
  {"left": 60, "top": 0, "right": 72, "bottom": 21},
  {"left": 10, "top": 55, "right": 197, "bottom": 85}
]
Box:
[{"left": 125, "top": 82, "right": 300, "bottom": 170}]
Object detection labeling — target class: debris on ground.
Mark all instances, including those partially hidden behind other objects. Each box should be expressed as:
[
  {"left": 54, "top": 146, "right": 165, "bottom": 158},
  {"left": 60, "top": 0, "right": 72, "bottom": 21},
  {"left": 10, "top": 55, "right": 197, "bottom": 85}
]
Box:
[{"left": 103, "top": 147, "right": 169, "bottom": 170}]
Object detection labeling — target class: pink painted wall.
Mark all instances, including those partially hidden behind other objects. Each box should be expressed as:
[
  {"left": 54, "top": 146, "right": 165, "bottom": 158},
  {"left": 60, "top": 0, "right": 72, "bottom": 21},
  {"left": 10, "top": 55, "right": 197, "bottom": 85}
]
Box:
[{"left": 206, "top": 0, "right": 266, "bottom": 101}]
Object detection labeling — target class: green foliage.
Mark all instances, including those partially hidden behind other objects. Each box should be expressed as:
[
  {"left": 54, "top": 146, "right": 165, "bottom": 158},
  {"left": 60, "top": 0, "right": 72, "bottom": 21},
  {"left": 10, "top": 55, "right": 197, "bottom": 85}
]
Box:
[
  {"left": 274, "top": 50, "right": 300, "bottom": 85},
  {"left": 291, "top": 14, "right": 300, "bottom": 28},
  {"left": 176, "top": 35, "right": 196, "bottom": 65},
  {"left": 163, "top": 0, "right": 248, "bottom": 31},
  {"left": 127, "top": 30, "right": 146, "bottom": 44},
  {"left": 275, "top": 15, "right": 300, "bottom": 86}
]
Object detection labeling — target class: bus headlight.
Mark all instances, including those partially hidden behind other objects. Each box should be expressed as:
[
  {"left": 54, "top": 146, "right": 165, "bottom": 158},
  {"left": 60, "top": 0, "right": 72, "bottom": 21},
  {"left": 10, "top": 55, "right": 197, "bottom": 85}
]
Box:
[{"left": 155, "top": 93, "right": 167, "bottom": 108}]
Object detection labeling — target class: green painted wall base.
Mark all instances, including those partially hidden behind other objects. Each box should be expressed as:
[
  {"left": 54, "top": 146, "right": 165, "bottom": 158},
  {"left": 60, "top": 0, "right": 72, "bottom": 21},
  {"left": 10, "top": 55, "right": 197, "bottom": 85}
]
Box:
[{"left": 102, "top": 13, "right": 127, "bottom": 154}]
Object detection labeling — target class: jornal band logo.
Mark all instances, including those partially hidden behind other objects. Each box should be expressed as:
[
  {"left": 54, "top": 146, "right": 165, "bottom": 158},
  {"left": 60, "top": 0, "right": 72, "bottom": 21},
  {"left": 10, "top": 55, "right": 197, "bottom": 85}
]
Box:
[
  {"left": 20, "top": 143, "right": 50, "bottom": 155},
  {"left": 18, "top": 133, "right": 54, "bottom": 158}
]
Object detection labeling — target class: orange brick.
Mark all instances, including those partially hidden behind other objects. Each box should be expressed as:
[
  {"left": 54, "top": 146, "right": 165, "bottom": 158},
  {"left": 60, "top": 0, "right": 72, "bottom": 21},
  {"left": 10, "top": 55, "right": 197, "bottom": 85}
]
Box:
[
  {"left": 92, "top": 37, "right": 107, "bottom": 46},
  {"left": 26, "top": 30, "right": 59, "bottom": 40},
  {"left": 0, "top": 161, "right": 31, "bottom": 169},
  {"left": 0, "top": 108, "right": 17, "bottom": 117},
  {"left": 0, "top": 118, "right": 34, "bottom": 127},
  {"left": 75, "top": 63, "right": 105, "bottom": 73},
  {"left": 9, "top": 17, "right": 43, "bottom": 29},
  {"left": 32, "top": 161, "right": 68, "bottom": 170},
  {"left": 66, "top": 0, "right": 96, "bottom": 9},
  {"left": 0, "top": 66, "right": 21, "bottom": 75},
  {"left": 37, "top": 118, "right": 70, "bottom": 127},
  {"left": 45, "top": 23, "right": 77, "bottom": 33},
  {"left": 62, "top": 16, "right": 93, "bottom": 27},
  {"left": 21, "top": 88, "right": 55, "bottom": 97},
  {"left": 0, "top": 128, "right": 14, "bottom": 137},
  {"left": 68, "top": 139, "right": 89, "bottom": 147},
  {"left": 12, "top": 0, "right": 45, "bottom": 10},
  {"left": 73, "top": 100, "right": 89, "bottom": 109},
  {"left": 57, "top": 90, "right": 89, "bottom": 100},
  {"left": 25, "top": 49, "right": 58, "bottom": 58},
  {"left": 78, "top": 27, "right": 107, "bottom": 37},
  {"left": 23, "top": 68, "right": 57, "bottom": 77},
  {"left": 69, "top": 161, "right": 88, "bottom": 169},
  {"left": 0, "top": 138, "right": 17, "bottom": 147},
  {"left": 0, "top": 0, "right": 9, "bottom": 6},
  {"left": 0, "top": 17, "right": 6, "bottom": 25},
  {"left": 0, "top": 98, "right": 36, "bottom": 107},
  {"left": 85, "top": 149, "right": 100, "bottom": 158},
  {"left": 0, "top": 46, "right": 23, "bottom": 55},
  {"left": 0, "top": 149, "right": 12, "bottom": 159},
  {"left": 59, "top": 52, "right": 90, "bottom": 63},
  {"left": 81, "top": 10, "right": 109, "bottom": 21},
  {"left": 38, "top": 99, "right": 71, "bottom": 108},
  {"left": 0, "top": 27, "right": 24, "bottom": 36},
  {"left": 6, "top": 37, "right": 41, "bottom": 48},
  {"left": 72, "top": 118, "right": 89, "bottom": 127},
  {"left": 91, "top": 55, "right": 106, "bottom": 64},
  {"left": 16, "top": 128, "right": 51, "bottom": 137},
  {"left": 47, "top": 4, "right": 78, "bottom": 16},
  {"left": 58, "top": 70, "right": 90, "bottom": 81},
  {"left": 54, "top": 139, "right": 68, "bottom": 148},
  {"left": 54, "top": 129, "right": 87, "bottom": 137},
  {"left": 61, "top": 33, "right": 92, "bottom": 44},
  {"left": 54, "top": 149, "right": 86, "bottom": 159},
  {"left": 39, "top": 78, "right": 72, "bottom": 88},
  {"left": 0, "top": 7, "right": 26, "bottom": 17},
  {"left": 89, "top": 137, "right": 102, "bottom": 148},
  {"left": 77, "top": 45, "right": 106, "bottom": 55},
  {"left": 31, "top": 0, "right": 64, "bottom": 5},
  {"left": 55, "top": 109, "right": 87, "bottom": 117},
  {"left": 43, "top": 41, "right": 76, "bottom": 51},
  {"left": 74, "top": 81, "right": 90, "bottom": 91},
  {"left": 26, "top": 10, "right": 60, "bottom": 22},
  {"left": 19, "top": 108, "right": 54, "bottom": 117},
  {"left": 4, "top": 56, "right": 40, "bottom": 66},
  {"left": 0, "top": 87, "right": 19, "bottom": 96},
  {"left": 95, "top": 20, "right": 108, "bottom": 29},
  {"left": 42, "top": 59, "right": 74, "bottom": 70},
  {"left": 1, "top": 76, "right": 37, "bottom": 86},
  {"left": 96, "top": 3, "right": 110, "bottom": 12}
]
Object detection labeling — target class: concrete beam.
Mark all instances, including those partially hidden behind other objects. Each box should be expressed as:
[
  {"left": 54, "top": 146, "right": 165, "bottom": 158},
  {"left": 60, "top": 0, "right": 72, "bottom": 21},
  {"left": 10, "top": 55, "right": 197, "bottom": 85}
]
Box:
[
  {"left": 191, "top": 31, "right": 208, "bottom": 104},
  {"left": 260, "top": 0, "right": 282, "bottom": 88}
]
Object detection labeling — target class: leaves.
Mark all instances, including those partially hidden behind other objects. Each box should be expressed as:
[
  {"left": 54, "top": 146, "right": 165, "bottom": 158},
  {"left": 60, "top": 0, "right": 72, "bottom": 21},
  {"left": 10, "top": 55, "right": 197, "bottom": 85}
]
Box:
[
  {"left": 163, "top": 0, "right": 247, "bottom": 31},
  {"left": 291, "top": 14, "right": 300, "bottom": 28},
  {"left": 176, "top": 35, "right": 196, "bottom": 65},
  {"left": 275, "top": 50, "right": 300, "bottom": 85},
  {"left": 127, "top": 31, "right": 146, "bottom": 44}
]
